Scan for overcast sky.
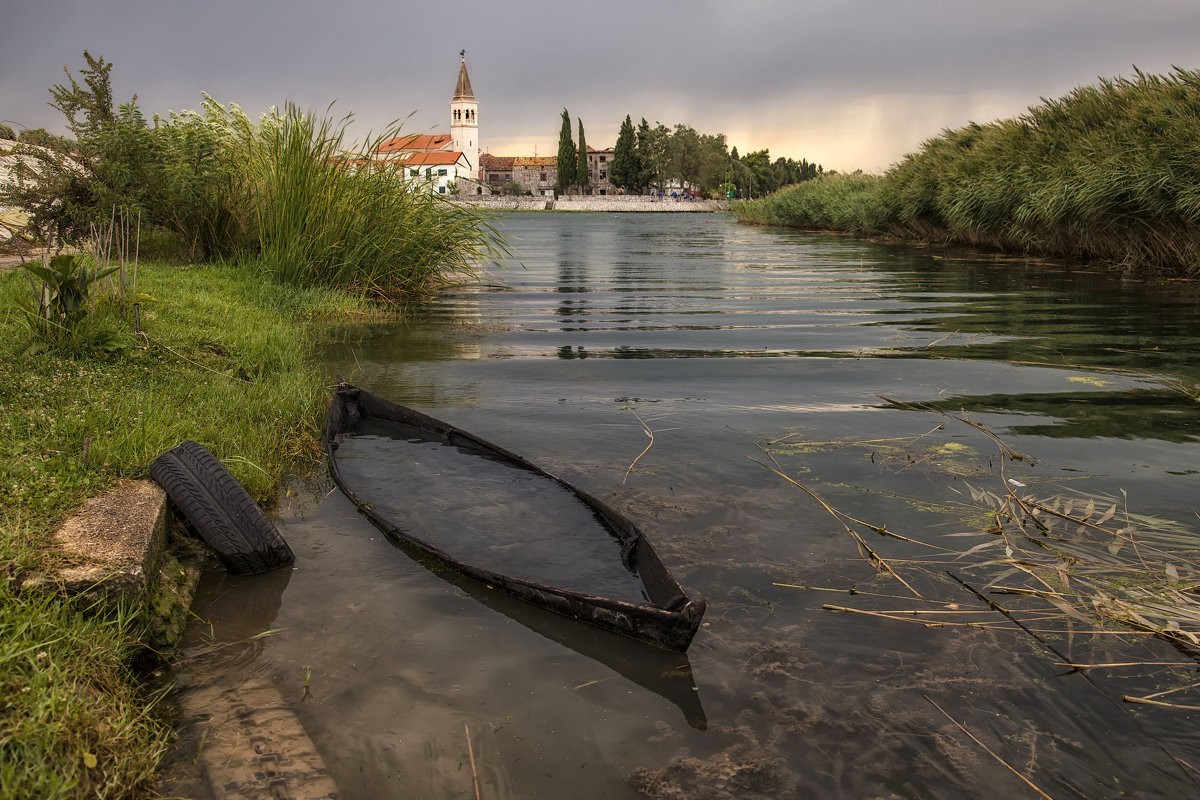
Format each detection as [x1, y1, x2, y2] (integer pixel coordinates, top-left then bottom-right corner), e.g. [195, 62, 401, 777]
[4, 1, 1200, 172]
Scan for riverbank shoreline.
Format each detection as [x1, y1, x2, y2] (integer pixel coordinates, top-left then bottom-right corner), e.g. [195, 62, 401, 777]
[0, 258, 370, 799]
[455, 195, 727, 213]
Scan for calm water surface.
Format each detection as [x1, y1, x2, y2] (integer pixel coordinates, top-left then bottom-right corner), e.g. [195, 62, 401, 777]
[169, 213, 1200, 799]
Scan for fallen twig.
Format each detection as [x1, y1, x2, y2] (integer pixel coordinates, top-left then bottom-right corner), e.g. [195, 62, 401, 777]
[925, 695, 1055, 800]
[465, 723, 481, 800]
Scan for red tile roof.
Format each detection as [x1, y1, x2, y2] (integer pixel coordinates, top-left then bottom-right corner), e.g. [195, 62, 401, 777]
[481, 154, 515, 170]
[376, 133, 452, 154]
[393, 151, 465, 166]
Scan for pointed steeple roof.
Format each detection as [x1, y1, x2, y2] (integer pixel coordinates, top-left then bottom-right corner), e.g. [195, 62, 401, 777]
[453, 54, 475, 102]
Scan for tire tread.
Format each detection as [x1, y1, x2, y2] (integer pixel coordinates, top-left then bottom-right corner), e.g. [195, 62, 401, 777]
[150, 441, 293, 574]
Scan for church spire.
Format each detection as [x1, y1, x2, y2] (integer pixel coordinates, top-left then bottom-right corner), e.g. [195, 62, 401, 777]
[453, 52, 475, 102]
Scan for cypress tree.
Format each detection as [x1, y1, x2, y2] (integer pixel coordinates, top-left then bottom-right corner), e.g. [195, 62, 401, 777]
[635, 117, 653, 192]
[556, 108, 576, 192]
[611, 115, 636, 191]
[577, 118, 589, 189]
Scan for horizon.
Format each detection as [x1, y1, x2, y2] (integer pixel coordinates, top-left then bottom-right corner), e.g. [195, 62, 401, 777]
[4, 2, 1200, 173]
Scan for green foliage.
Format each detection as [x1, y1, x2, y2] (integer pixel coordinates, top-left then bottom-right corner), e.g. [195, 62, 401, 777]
[576, 118, 589, 188]
[635, 119, 668, 191]
[15, 128, 74, 153]
[610, 115, 637, 191]
[1, 53, 149, 246]
[608, 116, 809, 197]
[17, 254, 121, 354]
[737, 67, 1200, 276]
[0, 567, 168, 800]
[733, 173, 886, 232]
[556, 108, 576, 192]
[0, 256, 367, 800]
[0, 124, 15, 141]
[245, 104, 499, 299]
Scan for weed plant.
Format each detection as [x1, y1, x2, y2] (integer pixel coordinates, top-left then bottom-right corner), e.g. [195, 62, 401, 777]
[735, 67, 1200, 277]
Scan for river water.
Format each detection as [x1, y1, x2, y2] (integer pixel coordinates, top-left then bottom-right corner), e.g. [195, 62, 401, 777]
[168, 213, 1200, 799]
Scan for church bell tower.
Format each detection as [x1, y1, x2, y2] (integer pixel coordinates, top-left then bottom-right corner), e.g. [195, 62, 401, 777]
[450, 52, 480, 180]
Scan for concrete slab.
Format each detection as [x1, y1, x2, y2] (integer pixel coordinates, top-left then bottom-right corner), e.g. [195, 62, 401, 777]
[52, 478, 169, 595]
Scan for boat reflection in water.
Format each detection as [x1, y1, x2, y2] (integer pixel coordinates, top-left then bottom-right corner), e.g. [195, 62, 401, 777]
[324, 379, 707, 726]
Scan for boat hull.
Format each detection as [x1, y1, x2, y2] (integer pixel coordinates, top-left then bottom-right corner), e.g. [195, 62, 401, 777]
[324, 380, 706, 652]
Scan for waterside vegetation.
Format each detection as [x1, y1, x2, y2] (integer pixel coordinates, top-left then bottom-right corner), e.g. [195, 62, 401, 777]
[0, 257, 372, 799]
[4, 52, 501, 300]
[735, 67, 1200, 278]
[1, 51, 498, 799]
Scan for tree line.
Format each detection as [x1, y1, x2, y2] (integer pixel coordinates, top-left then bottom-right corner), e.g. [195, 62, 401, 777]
[554, 110, 821, 198]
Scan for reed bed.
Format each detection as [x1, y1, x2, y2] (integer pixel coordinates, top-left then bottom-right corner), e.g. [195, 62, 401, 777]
[731, 173, 886, 233]
[758, 397, 1200, 708]
[244, 105, 503, 299]
[735, 67, 1200, 277]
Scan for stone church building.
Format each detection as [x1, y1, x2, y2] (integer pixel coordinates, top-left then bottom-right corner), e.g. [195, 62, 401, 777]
[375, 55, 615, 196]
[373, 55, 483, 195]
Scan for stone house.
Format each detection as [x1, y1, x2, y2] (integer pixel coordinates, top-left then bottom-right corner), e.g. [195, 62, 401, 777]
[512, 156, 558, 196]
[583, 147, 616, 195]
[481, 154, 516, 192]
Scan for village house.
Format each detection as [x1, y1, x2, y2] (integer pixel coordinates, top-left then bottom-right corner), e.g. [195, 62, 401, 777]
[480, 154, 515, 192]
[511, 156, 558, 196]
[584, 147, 616, 195]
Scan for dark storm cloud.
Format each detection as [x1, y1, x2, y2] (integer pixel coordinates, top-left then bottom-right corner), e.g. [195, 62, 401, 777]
[4, 1, 1200, 169]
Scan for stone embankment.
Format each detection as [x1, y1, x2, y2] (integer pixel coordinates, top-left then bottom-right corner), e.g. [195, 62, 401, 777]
[456, 195, 726, 213]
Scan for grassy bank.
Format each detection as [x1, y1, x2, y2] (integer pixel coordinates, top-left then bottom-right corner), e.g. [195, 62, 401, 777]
[0, 257, 371, 800]
[733, 67, 1200, 277]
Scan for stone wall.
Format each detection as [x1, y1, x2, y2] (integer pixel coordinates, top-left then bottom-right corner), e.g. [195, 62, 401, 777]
[454, 195, 726, 213]
[554, 195, 724, 213]
[455, 196, 554, 211]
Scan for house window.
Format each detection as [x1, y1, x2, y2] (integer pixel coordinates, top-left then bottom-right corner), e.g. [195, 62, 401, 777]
[540, 172, 547, 181]
[600, 171, 607, 179]
[599, 156, 606, 162]
[409, 169, 418, 177]
[425, 169, 432, 177]
[438, 168, 448, 176]
[439, 186, 446, 194]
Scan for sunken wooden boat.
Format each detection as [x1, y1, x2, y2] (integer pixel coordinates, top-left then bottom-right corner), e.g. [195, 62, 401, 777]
[323, 379, 706, 652]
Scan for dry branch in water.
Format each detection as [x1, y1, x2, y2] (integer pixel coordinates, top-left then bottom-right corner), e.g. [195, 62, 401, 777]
[760, 399, 1200, 705]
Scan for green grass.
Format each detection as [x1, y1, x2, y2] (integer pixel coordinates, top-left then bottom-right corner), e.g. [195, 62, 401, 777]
[0, 258, 374, 799]
[0, 520, 166, 800]
[734, 67, 1200, 277]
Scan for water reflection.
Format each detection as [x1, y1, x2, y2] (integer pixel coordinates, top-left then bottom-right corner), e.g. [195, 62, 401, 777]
[171, 213, 1200, 799]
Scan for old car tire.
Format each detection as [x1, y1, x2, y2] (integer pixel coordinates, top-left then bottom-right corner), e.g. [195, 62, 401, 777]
[150, 440, 294, 575]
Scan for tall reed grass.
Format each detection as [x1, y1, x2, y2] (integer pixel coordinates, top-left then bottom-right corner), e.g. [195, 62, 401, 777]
[735, 67, 1200, 277]
[229, 103, 502, 299]
[732, 173, 885, 232]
